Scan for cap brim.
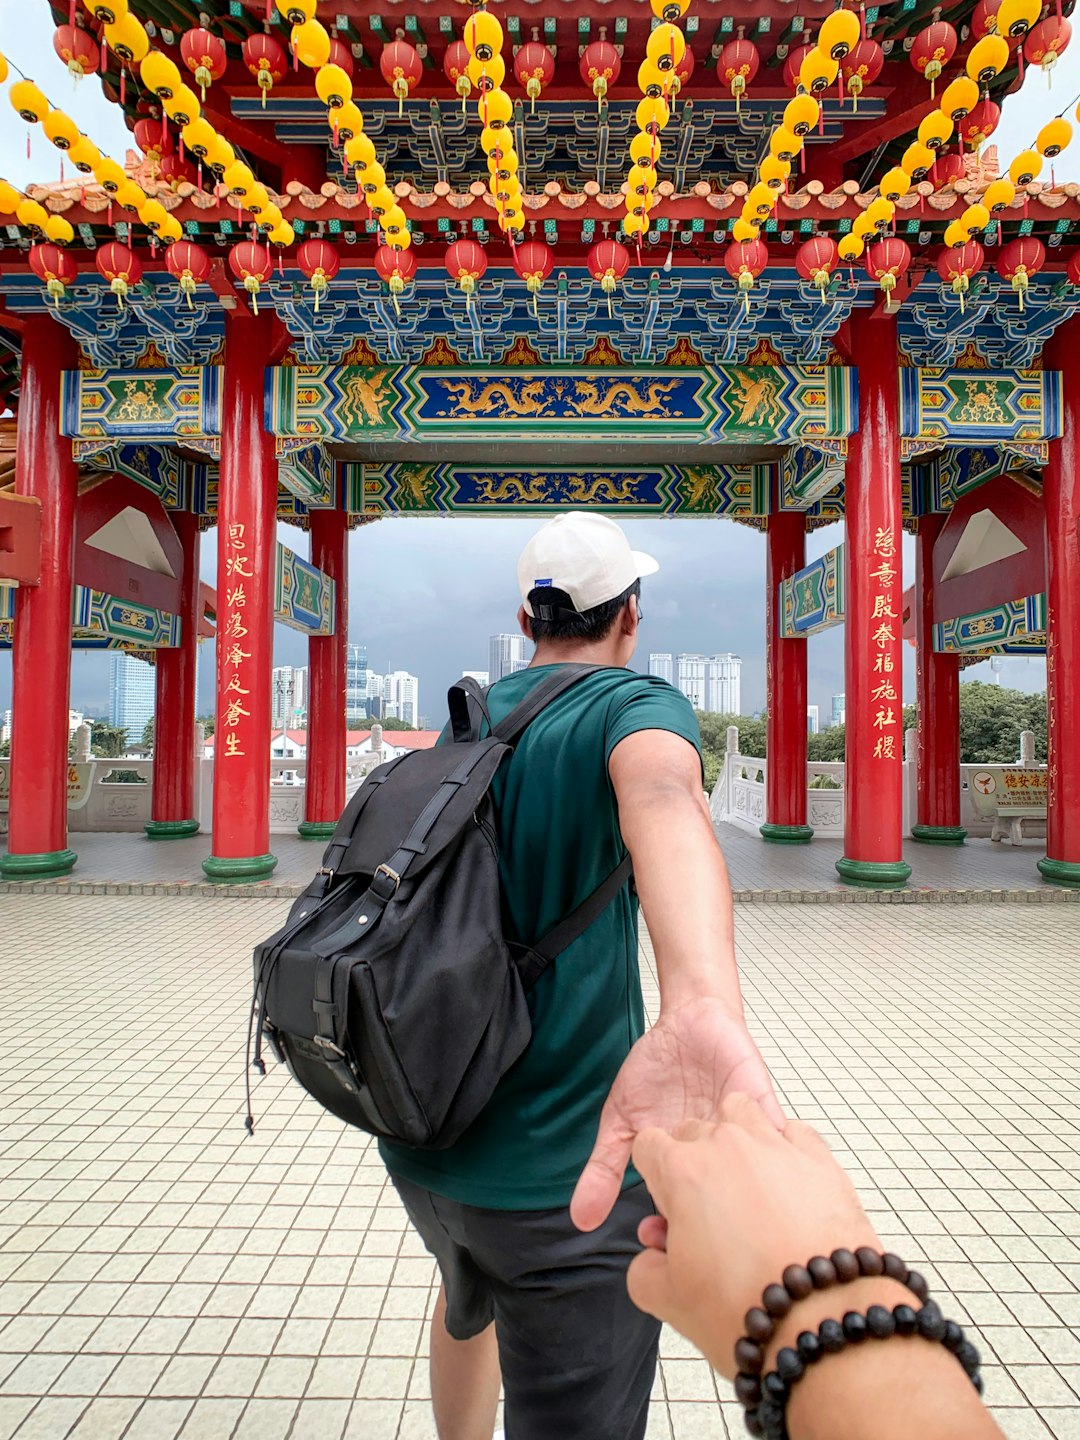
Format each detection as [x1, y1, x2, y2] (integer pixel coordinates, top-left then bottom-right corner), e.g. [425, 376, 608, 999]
[631, 550, 660, 580]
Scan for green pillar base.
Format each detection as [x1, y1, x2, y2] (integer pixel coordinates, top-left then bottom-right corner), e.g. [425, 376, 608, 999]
[298, 820, 337, 840]
[0, 848, 78, 880]
[835, 856, 912, 890]
[1037, 856, 1080, 889]
[144, 819, 201, 840]
[201, 852, 278, 884]
[910, 824, 967, 847]
[760, 823, 815, 844]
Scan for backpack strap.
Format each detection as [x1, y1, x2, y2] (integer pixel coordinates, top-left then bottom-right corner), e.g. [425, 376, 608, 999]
[447, 676, 491, 744]
[512, 853, 634, 993]
[493, 664, 610, 747]
[306, 754, 408, 901]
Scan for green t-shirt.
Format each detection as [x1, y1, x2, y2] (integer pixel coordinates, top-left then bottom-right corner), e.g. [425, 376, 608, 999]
[380, 663, 702, 1210]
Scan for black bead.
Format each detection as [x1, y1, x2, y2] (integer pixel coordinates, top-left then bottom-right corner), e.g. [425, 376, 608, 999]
[756, 1400, 784, 1437]
[906, 1269, 929, 1303]
[942, 1321, 964, 1354]
[763, 1283, 793, 1320]
[856, 1247, 884, 1278]
[735, 1372, 763, 1406]
[782, 1263, 814, 1300]
[831, 1248, 859, 1283]
[866, 1305, 896, 1339]
[917, 1301, 946, 1342]
[776, 1347, 805, 1384]
[808, 1255, 837, 1290]
[818, 1318, 846, 1354]
[957, 1340, 981, 1377]
[882, 1252, 909, 1285]
[744, 1410, 765, 1439]
[842, 1311, 869, 1343]
[763, 1371, 789, 1404]
[745, 1307, 775, 1343]
[736, 1338, 765, 1375]
[974, 1374, 985, 1397]
[796, 1330, 824, 1365]
[892, 1304, 918, 1336]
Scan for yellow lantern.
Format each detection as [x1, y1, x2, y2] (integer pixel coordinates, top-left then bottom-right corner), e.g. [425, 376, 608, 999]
[879, 167, 911, 201]
[851, 212, 875, 239]
[943, 220, 969, 249]
[292, 19, 331, 69]
[104, 13, 148, 64]
[636, 96, 671, 135]
[268, 219, 295, 249]
[838, 233, 865, 261]
[770, 127, 803, 163]
[747, 181, 776, 218]
[901, 141, 935, 181]
[385, 228, 412, 251]
[275, 0, 315, 23]
[819, 9, 861, 60]
[1037, 118, 1072, 158]
[44, 214, 74, 245]
[799, 48, 839, 94]
[380, 204, 408, 236]
[996, 0, 1040, 38]
[480, 126, 507, 156]
[223, 161, 255, 196]
[637, 58, 669, 98]
[207, 134, 235, 176]
[256, 204, 282, 233]
[489, 149, 519, 179]
[94, 157, 127, 194]
[646, 24, 687, 73]
[316, 64, 353, 108]
[332, 101, 364, 142]
[732, 218, 760, 243]
[939, 76, 979, 122]
[760, 154, 791, 190]
[0, 180, 22, 214]
[918, 110, 954, 153]
[624, 212, 648, 238]
[468, 52, 506, 91]
[630, 132, 662, 168]
[367, 186, 396, 217]
[866, 197, 895, 231]
[740, 199, 763, 224]
[163, 84, 200, 128]
[784, 94, 820, 137]
[358, 161, 387, 196]
[960, 202, 991, 232]
[464, 9, 503, 60]
[1009, 149, 1042, 186]
[0, 53, 7, 86]
[967, 34, 1010, 84]
[346, 134, 377, 169]
[983, 177, 1016, 211]
[138, 198, 170, 233]
[115, 180, 145, 213]
[69, 136, 100, 173]
[140, 51, 181, 100]
[10, 80, 49, 125]
[42, 110, 80, 152]
[157, 214, 182, 244]
[479, 87, 513, 128]
[16, 198, 48, 232]
[242, 184, 270, 215]
[182, 117, 217, 161]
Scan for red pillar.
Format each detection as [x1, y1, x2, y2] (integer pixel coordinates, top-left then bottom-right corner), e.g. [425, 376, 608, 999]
[1039, 320, 1080, 888]
[300, 508, 349, 838]
[837, 311, 911, 888]
[1, 319, 79, 880]
[146, 512, 201, 839]
[761, 506, 812, 842]
[202, 311, 278, 882]
[912, 514, 965, 845]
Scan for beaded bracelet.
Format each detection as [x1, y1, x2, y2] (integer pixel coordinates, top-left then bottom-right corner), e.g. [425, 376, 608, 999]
[742, 1300, 982, 1439]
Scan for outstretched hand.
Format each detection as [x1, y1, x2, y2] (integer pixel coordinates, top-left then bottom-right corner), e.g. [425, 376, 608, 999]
[569, 997, 783, 1233]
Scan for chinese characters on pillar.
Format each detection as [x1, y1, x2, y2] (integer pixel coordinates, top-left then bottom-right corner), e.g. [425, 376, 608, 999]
[869, 526, 901, 761]
[1047, 626, 1058, 801]
[221, 523, 252, 759]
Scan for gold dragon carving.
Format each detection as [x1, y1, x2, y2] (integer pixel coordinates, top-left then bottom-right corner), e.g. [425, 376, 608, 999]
[726, 371, 785, 428]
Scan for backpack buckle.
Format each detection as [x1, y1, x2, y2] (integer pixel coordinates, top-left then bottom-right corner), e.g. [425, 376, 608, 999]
[372, 864, 401, 898]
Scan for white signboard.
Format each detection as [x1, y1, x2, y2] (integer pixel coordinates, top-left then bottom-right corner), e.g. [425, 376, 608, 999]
[968, 766, 1048, 818]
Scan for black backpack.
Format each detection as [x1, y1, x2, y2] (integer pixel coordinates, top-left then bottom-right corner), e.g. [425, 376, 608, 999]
[247, 665, 632, 1148]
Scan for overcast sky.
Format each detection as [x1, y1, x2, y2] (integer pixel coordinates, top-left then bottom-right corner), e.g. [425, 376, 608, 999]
[0, 6, 1061, 725]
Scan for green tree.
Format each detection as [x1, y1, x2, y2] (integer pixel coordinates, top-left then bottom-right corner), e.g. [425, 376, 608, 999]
[196, 713, 215, 738]
[89, 722, 129, 758]
[380, 717, 417, 731]
[141, 717, 155, 749]
[695, 712, 767, 792]
[807, 727, 845, 762]
[0, 739, 9, 759]
[955, 681, 1047, 764]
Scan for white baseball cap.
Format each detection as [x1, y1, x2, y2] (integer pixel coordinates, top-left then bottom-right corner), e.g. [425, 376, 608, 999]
[517, 512, 659, 617]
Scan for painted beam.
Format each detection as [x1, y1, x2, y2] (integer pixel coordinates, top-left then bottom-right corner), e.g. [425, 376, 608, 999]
[778, 445, 846, 511]
[898, 367, 1062, 452]
[275, 544, 335, 635]
[276, 441, 337, 508]
[932, 592, 1047, 655]
[61, 368, 221, 441]
[0, 584, 178, 649]
[779, 544, 845, 638]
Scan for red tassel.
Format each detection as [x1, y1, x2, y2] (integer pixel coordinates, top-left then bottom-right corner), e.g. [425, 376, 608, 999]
[162, 113, 167, 146]
[179, 136, 185, 163]
[26, 130, 30, 160]
[120, 69, 125, 105]
[100, 39, 106, 73]
[60, 157, 65, 184]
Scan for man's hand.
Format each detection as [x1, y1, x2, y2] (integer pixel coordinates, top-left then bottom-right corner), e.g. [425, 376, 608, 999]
[569, 997, 783, 1232]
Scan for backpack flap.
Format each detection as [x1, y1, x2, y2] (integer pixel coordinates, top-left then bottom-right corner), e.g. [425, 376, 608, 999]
[335, 739, 508, 880]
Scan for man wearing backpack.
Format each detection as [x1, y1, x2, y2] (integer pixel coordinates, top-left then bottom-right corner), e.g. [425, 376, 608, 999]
[380, 512, 780, 1440]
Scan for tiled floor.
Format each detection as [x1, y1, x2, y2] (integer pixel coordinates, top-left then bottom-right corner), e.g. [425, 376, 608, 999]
[1, 895, 1079, 1439]
[25, 824, 1061, 895]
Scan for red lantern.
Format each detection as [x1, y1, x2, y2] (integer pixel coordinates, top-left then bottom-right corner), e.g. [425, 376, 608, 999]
[795, 236, 839, 302]
[29, 242, 77, 307]
[53, 24, 98, 81]
[96, 241, 142, 309]
[937, 241, 984, 312]
[959, 99, 1001, 150]
[445, 239, 487, 304]
[1026, 15, 1072, 79]
[242, 33, 287, 108]
[327, 37, 355, 76]
[935, 153, 967, 187]
[1067, 249, 1080, 287]
[229, 240, 273, 313]
[588, 239, 631, 315]
[296, 238, 340, 311]
[133, 117, 165, 175]
[381, 39, 422, 115]
[444, 39, 472, 109]
[970, 0, 1004, 39]
[866, 238, 911, 309]
[841, 39, 883, 110]
[580, 40, 621, 107]
[725, 238, 768, 312]
[783, 43, 815, 90]
[910, 21, 958, 96]
[158, 152, 197, 190]
[997, 237, 1045, 311]
[719, 38, 759, 111]
[514, 40, 555, 113]
[672, 43, 694, 96]
[165, 239, 211, 307]
[180, 27, 226, 100]
[514, 239, 554, 313]
[375, 244, 417, 314]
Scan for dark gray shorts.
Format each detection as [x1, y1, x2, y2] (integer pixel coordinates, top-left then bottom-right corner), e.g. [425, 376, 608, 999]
[391, 1175, 661, 1440]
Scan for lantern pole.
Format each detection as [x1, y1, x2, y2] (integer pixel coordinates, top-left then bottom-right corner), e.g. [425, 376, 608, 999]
[0, 319, 79, 880]
[761, 497, 813, 843]
[300, 508, 349, 840]
[836, 310, 912, 889]
[146, 511, 201, 840]
[1038, 317, 1080, 888]
[911, 513, 966, 845]
[202, 309, 278, 883]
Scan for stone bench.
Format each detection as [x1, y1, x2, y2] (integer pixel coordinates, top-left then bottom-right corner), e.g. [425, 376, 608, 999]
[990, 806, 1046, 846]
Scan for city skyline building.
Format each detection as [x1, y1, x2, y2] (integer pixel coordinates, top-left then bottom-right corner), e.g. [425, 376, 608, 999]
[648, 653, 674, 684]
[807, 705, 820, 735]
[382, 670, 420, 728]
[271, 666, 307, 729]
[489, 633, 527, 683]
[109, 654, 155, 742]
[831, 693, 846, 728]
[671, 653, 742, 715]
